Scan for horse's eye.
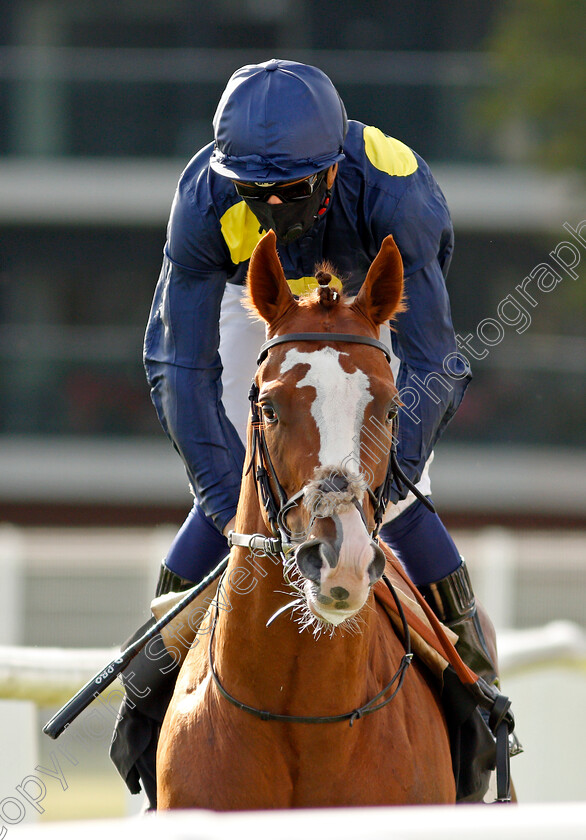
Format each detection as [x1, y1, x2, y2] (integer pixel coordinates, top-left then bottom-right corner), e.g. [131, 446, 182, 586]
[386, 406, 398, 425]
[261, 404, 278, 424]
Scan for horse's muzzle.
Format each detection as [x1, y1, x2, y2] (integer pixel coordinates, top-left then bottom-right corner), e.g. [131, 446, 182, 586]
[291, 466, 386, 625]
[296, 538, 385, 586]
[295, 534, 386, 626]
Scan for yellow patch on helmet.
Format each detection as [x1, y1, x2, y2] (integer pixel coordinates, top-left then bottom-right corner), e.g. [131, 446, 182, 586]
[364, 126, 418, 177]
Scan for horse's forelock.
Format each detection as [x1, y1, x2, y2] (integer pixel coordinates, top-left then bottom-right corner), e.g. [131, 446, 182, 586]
[309, 261, 346, 311]
[317, 285, 341, 310]
[314, 261, 341, 287]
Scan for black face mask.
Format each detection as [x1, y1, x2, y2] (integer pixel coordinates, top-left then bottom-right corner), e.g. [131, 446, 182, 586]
[243, 177, 330, 245]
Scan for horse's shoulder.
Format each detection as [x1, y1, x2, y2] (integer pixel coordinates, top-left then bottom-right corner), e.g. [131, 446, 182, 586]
[172, 639, 210, 697]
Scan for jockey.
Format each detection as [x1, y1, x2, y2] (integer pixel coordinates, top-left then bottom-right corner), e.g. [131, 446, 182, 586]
[111, 58, 499, 807]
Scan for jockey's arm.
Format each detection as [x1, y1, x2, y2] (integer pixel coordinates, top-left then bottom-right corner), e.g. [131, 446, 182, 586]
[144, 204, 245, 536]
[370, 165, 471, 502]
[388, 256, 471, 501]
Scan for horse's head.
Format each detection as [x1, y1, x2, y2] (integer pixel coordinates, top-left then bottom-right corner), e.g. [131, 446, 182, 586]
[245, 231, 405, 628]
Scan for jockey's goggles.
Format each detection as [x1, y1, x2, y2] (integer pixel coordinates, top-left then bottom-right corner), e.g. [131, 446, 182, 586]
[234, 171, 326, 203]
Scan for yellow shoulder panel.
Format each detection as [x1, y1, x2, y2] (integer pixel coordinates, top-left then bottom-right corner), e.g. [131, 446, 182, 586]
[363, 125, 418, 177]
[219, 201, 264, 265]
[219, 203, 344, 296]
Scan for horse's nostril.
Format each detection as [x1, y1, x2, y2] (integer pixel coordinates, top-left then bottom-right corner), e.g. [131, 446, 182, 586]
[296, 538, 337, 583]
[318, 541, 337, 568]
[295, 539, 325, 583]
[368, 543, 386, 584]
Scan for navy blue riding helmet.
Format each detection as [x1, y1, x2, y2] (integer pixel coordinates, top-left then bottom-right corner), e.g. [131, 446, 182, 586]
[210, 58, 348, 183]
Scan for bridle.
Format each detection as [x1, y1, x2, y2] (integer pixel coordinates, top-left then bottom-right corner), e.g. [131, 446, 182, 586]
[217, 330, 431, 725]
[216, 330, 516, 796]
[228, 331, 435, 560]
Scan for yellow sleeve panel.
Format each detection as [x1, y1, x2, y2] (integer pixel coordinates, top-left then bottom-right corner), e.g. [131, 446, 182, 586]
[220, 200, 264, 265]
[363, 126, 418, 177]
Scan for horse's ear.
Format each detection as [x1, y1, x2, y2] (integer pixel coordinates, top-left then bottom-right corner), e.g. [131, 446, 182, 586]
[246, 231, 296, 326]
[351, 235, 405, 326]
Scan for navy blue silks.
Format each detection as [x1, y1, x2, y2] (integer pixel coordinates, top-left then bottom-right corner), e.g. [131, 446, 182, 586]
[144, 63, 470, 579]
[166, 502, 228, 580]
[379, 499, 462, 587]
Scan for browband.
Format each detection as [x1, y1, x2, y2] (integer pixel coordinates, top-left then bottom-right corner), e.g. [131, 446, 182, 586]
[257, 332, 391, 366]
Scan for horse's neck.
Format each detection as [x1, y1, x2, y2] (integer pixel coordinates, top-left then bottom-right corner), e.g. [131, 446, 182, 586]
[221, 468, 292, 631]
[214, 471, 374, 710]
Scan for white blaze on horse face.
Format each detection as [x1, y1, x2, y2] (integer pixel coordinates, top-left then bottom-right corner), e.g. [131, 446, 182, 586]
[280, 347, 371, 467]
[313, 508, 376, 626]
[282, 346, 379, 625]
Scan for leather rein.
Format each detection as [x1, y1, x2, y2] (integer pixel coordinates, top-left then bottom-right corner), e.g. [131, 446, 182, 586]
[208, 572, 413, 726]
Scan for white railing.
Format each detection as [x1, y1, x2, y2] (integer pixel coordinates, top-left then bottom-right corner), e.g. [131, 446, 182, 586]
[1, 524, 585, 650]
[1, 621, 584, 705]
[6, 801, 586, 839]
[0, 645, 119, 707]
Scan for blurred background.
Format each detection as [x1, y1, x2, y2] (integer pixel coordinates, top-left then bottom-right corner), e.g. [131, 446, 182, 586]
[0, 0, 584, 825]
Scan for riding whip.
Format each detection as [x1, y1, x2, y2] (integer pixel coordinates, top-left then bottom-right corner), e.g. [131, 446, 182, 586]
[42, 555, 229, 739]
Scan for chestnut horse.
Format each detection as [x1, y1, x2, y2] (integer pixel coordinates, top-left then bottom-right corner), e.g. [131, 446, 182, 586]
[157, 231, 456, 809]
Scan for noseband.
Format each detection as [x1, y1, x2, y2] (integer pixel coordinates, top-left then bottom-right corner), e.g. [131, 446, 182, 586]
[234, 331, 435, 558]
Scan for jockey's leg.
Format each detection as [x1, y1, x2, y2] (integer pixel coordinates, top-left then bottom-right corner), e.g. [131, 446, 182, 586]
[109, 503, 228, 810]
[379, 498, 498, 685]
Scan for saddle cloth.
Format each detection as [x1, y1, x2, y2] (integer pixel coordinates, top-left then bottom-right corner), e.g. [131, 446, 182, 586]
[374, 543, 479, 686]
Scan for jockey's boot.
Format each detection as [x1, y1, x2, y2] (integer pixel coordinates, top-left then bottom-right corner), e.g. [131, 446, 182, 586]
[109, 561, 194, 811]
[417, 559, 498, 686]
[419, 559, 523, 777]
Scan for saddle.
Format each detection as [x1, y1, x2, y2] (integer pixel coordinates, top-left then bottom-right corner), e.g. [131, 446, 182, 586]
[374, 549, 473, 682]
